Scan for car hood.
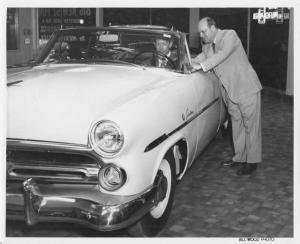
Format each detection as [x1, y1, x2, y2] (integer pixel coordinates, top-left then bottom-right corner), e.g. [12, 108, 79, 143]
[7, 63, 179, 144]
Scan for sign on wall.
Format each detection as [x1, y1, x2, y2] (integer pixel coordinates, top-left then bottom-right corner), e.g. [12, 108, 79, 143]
[253, 8, 290, 24]
[38, 8, 96, 42]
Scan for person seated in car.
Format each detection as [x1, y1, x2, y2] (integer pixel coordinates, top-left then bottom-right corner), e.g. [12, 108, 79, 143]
[154, 36, 178, 68]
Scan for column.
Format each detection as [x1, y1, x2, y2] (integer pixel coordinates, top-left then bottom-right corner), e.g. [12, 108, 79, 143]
[189, 8, 199, 49]
[31, 8, 39, 56]
[96, 8, 103, 27]
[247, 8, 251, 57]
[286, 8, 293, 96]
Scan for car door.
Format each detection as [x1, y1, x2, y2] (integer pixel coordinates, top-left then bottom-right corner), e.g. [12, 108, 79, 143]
[183, 38, 221, 164]
[193, 71, 221, 153]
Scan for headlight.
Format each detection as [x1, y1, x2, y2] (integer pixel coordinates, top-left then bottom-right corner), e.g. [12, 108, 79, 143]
[89, 120, 124, 157]
[98, 164, 126, 191]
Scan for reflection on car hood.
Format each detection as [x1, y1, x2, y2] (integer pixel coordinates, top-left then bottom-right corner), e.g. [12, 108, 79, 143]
[7, 63, 179, 144]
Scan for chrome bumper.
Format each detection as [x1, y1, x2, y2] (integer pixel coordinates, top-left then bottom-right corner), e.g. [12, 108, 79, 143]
[7, 178, 161, 231]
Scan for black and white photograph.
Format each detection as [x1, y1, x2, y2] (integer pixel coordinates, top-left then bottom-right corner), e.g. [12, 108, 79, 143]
[1, 1, 299, 243]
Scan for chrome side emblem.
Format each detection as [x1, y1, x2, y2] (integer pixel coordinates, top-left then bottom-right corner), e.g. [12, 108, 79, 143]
[182, 108, 194, 121]
[186, 108, 194, 119]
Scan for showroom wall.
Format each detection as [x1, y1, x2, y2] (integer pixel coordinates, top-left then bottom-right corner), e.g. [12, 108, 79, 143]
[103, 8, 189, 33]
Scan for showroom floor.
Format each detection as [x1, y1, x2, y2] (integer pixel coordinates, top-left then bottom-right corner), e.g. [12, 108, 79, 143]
[6, 91, 294, 237]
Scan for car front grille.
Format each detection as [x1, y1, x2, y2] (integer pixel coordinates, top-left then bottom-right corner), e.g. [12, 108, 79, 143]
[6, 141, 101, 184]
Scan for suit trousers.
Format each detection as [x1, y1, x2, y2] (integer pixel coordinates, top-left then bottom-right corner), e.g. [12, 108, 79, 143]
[221, 85, 262, 163]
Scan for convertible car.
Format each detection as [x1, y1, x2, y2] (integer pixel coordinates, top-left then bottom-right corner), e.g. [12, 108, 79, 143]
[6, 25, 226, 236]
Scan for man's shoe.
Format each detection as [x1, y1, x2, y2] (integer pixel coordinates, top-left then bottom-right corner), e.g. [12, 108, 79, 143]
[236, 163, 258, 175]
[221, 160, 245, 167]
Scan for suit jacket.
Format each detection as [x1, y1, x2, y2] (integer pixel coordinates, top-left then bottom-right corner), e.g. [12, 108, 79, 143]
[193, 29, 262, 103]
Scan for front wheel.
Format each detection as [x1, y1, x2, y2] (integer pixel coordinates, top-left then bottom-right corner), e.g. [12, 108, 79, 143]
[127, 153, 176, 237]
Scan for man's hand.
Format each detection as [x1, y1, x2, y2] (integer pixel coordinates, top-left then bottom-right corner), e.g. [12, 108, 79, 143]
[191, 62, 203, 71]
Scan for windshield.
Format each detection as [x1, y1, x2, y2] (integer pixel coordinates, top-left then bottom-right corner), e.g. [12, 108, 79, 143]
[40, 29, 182, 71]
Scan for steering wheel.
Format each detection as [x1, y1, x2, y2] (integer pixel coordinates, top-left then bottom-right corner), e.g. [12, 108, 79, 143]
[132, 51, 176, 69]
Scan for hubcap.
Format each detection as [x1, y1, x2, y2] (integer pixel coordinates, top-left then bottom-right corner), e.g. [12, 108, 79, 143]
[156, 171, 168, 202]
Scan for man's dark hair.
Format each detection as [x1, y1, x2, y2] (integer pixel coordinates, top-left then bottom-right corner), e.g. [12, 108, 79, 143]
[205, 17, 217, 28]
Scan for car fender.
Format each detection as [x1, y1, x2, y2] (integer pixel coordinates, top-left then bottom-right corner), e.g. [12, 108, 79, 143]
[90, 77, 198, 196]
[149, 130, 190, 184]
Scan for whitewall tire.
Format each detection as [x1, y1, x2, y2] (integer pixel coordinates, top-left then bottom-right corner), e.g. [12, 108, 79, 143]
[127, 153, 176, 237]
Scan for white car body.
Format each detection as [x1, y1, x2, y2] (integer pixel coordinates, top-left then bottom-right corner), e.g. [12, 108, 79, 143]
[6, 26, 226, 236]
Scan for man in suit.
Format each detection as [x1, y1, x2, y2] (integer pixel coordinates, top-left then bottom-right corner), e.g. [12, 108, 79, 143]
[192, 17, 262, 175]
[154, 37, 177, 68]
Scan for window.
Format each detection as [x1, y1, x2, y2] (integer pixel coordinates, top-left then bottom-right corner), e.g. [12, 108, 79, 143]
[7, 8, 19, 50]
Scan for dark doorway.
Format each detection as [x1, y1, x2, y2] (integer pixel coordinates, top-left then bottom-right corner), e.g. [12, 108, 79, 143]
[249, 8, 290, 90]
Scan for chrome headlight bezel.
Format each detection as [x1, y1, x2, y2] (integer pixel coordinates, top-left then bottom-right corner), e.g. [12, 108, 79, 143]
[98, 163, 127, 191]
[89, 120, 124, 158]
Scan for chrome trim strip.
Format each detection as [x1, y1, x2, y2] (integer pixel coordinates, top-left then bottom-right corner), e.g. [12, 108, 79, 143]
[7, 163, 99, 182]
[7, 80, 24, 87]
[7, 139, 93, 154]
[144, 97, 220, 152]
[7, 138, 103, 162]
